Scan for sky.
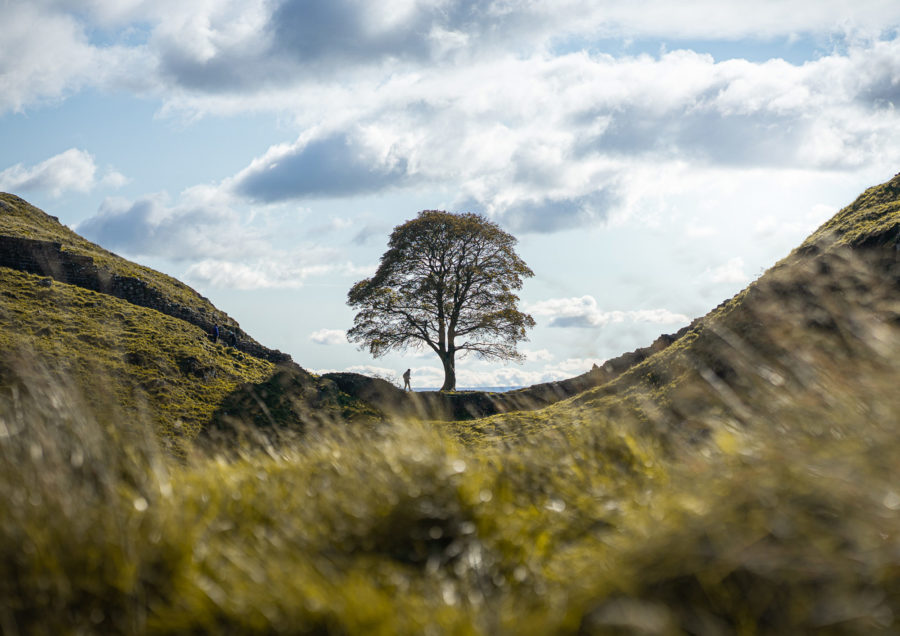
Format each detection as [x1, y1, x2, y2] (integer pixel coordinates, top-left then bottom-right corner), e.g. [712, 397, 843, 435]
[2, 1, 900, 389]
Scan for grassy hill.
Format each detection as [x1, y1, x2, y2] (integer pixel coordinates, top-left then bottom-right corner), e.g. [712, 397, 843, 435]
[449, 173, 900, 447]
[0, 266, 274, 442]
[0, 193, 234, 326]
[2, 174, 900, 634]
[0, 194, 379, 450]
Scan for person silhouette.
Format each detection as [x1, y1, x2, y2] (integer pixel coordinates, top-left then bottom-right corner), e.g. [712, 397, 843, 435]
[402, 368, 411, 391]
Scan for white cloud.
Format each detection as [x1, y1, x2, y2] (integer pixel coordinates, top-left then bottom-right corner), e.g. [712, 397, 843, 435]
[184, 258, 372, 290]
[0, 3, 148, 114]
[78, 191, 249, 261]
[201, 38, 900, 233]
[309, 329, 348, 345]
[77, 189, 377, 290]
[523, 348, 555, 362]
[526, 296, 690, 328]
[0, 148, 129, 198]
[185, 260, 290, 290]
[231, 129, 415, 201]
[100, 169, 130, 189]
[8, 3, 891, 235]
[0, 149, 95, 197]
[703, 257, 750, 284]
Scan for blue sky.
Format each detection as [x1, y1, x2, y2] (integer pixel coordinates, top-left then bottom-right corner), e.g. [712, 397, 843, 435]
[2, 1, 900, 388]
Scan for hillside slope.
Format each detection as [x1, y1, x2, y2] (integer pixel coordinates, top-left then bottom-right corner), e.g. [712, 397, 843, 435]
[0, 194, 375, 447]
[0, 194, 234, 328]
[0, 266, 274, 442]
[4, 177, 900, 634]
[453, 172, 900, 445]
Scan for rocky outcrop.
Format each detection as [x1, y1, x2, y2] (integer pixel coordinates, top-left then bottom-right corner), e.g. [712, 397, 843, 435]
[0, 234, 290, 363]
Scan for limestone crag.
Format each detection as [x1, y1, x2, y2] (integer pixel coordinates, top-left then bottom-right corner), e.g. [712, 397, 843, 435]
[0, 234, 290, 363]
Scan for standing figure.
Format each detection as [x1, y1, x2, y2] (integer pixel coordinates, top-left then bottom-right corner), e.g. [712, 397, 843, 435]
[212, 324, 220, 343]
[402, 368, 412, 391]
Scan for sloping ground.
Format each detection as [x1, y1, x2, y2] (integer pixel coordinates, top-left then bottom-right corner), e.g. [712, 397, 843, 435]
[0, 193, 234, 328]
[0, 194, 376, 448]
[0, 264, 383, 450]
[0, 266, 274, 445]
[205, 363, 384, 445]
[0, 194, 288, 362]
[4, 175, 900, 634]
[451, 172, 900, 445]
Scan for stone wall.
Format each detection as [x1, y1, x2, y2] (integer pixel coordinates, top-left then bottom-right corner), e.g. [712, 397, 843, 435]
[0, 234, 291, 363]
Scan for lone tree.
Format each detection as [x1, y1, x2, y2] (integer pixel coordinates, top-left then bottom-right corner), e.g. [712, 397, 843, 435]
[347, 210, 535, 391]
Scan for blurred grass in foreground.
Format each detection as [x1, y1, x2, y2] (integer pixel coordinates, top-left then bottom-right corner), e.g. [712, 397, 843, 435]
[3, 337, 900, 634]
[3, 174, 900, 634]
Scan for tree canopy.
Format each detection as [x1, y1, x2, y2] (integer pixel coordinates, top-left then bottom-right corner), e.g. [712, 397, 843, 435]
[347, 210, 535, 391]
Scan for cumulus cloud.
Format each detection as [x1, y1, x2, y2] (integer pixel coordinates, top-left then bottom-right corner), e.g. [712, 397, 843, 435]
[185, 257, 373, 290]
[115, 1, 900, 95]
[309, 329, 348, 345]
[0, 149, 129, 197]
[523, 348, 555, 362]
[13, 2, 898, 235]
[8, 2, 900, 243]
[482, 189, 620, 234]
[77, 187, 377, 290]
[8, 1, 900, 109]
[526, 296, 690, 328]
[0, 149, 93, 196]
[77, 191, 246, 260]
[231, 130, 414, 201]
[209, 38, 900, 231]
[702, 257, 750, 284]
[0, 3, 148, 113]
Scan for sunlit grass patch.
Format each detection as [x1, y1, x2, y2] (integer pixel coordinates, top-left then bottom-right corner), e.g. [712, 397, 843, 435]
[0, 266, 274, 442]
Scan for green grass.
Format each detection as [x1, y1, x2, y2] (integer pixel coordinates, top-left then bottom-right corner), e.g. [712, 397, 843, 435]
[802, 172, 900, 248]
[2, 173, 900, 633]
[3, 351, 900, 634]
[0, 193, 238, 328]
[447, 174, 900, 450]
[0, 266, 274, 443]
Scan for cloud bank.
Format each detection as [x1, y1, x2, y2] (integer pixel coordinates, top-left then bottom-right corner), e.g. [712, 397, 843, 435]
[310, 329, 349, 345]
[526, 296, 691, 329]
[5, 2, 900, 236]
[0, 149, 125, 198]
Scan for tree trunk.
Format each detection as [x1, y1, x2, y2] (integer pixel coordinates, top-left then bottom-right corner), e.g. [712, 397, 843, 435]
[439, 352, 456, 391]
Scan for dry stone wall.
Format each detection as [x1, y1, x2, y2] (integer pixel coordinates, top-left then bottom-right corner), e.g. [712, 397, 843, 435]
[0, 234, 291, 363]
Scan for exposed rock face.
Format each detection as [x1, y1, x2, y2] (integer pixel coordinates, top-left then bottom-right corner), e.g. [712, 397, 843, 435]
[0, 234, 290, 363]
